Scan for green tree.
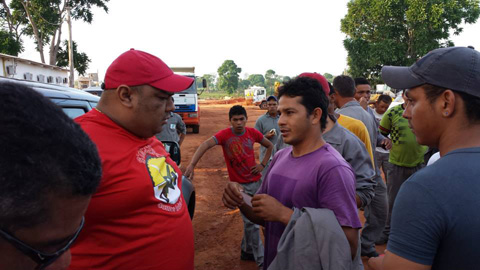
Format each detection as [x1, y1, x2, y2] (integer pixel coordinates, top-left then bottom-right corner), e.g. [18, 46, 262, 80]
[247, 74, 265, 87]
[238, 78, 251, 90]
[265, 69, 277, 95]
[3, 0, 108, 64]
[0, 29, 22, 55]
[217, 60, 241, 94]
[280, 76, 291, 82]
[341, 0, 480, 82]
[323, 73, 334, 83]
[56, 40, 90, 75]
[202, 73, 216, 91]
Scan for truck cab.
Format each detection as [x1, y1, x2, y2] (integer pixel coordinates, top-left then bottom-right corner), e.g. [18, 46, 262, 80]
[171, 67, 205, 134]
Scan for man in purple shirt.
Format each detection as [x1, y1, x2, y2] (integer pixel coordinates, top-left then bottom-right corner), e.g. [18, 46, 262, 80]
[223, 76, 362, 269]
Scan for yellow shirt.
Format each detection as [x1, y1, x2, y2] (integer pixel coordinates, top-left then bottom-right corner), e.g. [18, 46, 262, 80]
[337, 114, 375, 167]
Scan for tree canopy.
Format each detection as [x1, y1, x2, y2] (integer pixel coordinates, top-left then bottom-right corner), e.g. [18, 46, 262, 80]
[341, 0, 480, 83]
[247, 74, 265, 87]
[202, 74, 216, 91]
[217, 60, 242, 94]
[56, 40, 90, 75]
[1, 0, 108, 73]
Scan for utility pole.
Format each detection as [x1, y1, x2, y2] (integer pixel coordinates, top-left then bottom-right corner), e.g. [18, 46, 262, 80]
[66, 6, 74, 88]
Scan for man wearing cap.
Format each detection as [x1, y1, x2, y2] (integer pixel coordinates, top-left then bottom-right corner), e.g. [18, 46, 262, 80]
[368, 46, 480, 270]
[254, 95, 280, 176]
[69, 49, 195, 270]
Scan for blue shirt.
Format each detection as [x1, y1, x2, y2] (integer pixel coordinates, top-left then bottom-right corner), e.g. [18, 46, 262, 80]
[388, 147, 480, 269]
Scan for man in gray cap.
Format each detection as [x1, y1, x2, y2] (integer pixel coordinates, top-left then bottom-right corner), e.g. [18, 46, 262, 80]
[368, 46, 480, 270]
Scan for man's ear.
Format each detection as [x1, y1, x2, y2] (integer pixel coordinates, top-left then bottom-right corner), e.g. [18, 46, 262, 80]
[116, 85, 136, 108]
[438, 89, 457, 118]
[311, 107, 323, 125]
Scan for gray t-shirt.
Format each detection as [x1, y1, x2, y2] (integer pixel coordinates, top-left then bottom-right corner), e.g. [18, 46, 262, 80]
[155, 113, 186, 143]
[254, 113, 280, 161]
[388, 147, 480, 269]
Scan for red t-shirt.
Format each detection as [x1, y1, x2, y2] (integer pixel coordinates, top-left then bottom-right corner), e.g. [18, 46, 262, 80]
[69, 109, 194, 270]
[214, 127, 264, 183]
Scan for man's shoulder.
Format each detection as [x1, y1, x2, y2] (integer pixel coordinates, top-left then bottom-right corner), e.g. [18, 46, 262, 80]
[312, 144, 353, 171]
[256, 114, 268, 122]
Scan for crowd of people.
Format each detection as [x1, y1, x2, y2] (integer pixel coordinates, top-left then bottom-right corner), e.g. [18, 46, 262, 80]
[1, 46, 479, 270]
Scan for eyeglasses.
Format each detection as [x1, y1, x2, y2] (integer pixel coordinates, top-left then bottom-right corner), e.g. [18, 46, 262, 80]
[0, 216, 85, 270]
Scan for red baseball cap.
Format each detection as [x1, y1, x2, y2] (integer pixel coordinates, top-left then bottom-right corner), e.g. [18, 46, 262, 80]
[104, 49, 194, 92]
[298, 72, 330, 97]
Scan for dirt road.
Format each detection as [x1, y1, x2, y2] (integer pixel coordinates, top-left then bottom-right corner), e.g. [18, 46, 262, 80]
[181, 102, 384, 270]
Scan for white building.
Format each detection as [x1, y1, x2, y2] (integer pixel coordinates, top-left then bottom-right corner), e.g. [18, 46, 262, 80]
[0, 53, 69, 86]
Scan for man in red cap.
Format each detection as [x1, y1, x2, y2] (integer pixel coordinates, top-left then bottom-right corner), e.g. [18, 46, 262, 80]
[69, 49, 195, 270]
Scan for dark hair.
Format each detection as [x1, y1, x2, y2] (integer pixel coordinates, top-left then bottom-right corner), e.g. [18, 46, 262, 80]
[377, 94, 392, 104]
[423, 84, 480, 124]
[328, 82, 335, 95]
[354, 77, 370, 86]
[333, 75, 356, 97]
[278, 76, 328, 130]
[0, 82, 102, 231]
[229, 105, 247, 120]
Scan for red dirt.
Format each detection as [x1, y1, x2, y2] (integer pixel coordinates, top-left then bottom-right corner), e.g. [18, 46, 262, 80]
[181, 101, 385, 270]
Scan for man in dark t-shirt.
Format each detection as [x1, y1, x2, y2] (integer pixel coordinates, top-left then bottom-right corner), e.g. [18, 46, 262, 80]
[368, 46, 480, 270]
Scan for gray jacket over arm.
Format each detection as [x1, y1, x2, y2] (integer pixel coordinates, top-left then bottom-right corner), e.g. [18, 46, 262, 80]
[323, 122, 376, 207]
[268, 208, 363, 270]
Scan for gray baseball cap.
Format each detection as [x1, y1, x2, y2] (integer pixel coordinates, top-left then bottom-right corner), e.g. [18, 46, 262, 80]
[381, 46, 480, 98]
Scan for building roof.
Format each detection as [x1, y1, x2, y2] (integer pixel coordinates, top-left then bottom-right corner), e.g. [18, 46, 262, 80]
[0, 53, 69, 72]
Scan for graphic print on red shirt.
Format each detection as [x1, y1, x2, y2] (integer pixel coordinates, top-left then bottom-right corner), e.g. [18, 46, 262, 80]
[214, 127, 264, 183]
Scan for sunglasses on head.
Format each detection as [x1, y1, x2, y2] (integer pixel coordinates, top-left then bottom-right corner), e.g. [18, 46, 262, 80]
[0, 216, 84, 270]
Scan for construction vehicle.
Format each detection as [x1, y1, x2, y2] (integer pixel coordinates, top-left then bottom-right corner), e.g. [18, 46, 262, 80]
[245, 86, 267, 109]
[171, 67, 205, 134]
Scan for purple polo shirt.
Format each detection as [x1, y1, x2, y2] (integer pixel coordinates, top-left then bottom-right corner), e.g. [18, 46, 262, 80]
[257, 143, 361, 268]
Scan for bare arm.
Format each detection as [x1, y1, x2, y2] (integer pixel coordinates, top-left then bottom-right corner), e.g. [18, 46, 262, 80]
[184, 137, 216, 179]
[341, 226, 359, 260]
[178, 133, 186, 146]
[368, 250, 431, 270]
[259, 137, 274, 166]
[251, 137, 274, 175]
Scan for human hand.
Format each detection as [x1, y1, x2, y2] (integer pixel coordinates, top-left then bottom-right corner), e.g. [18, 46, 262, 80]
[250, 164, 264, 175]
[252, 194, 293, 224]
[222, 182, 244, 209]
[359, 97, 368, 110]
[184, 164, 195, 180]
[382, 138, 392, 150]
[367, 254, 385, 270]
[265, 129, 276, 139]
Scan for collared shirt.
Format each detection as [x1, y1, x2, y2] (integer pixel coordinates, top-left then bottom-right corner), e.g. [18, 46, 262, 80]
[155, 113, 186, 143]
[254, 112, 280, 161]
[323, 122, 376, 207]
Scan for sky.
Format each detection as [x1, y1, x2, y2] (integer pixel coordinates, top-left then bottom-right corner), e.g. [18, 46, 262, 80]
[18, 0, 480, 81]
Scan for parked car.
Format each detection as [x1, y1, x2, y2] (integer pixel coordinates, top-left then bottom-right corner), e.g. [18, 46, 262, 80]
[0, 77, 195, 219]
[85, 86, 104, 97]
